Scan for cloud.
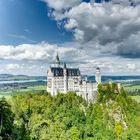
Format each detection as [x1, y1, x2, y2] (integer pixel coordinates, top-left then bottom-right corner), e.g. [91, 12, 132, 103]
[0, 63, 46, 76]
[127, 63, 136, 70]
[1, 0, 139, 75]
[42, 0, 140, 58]
[0, 42, 85, 65]
[5, 64, 21, 71]
[42, 0, 82, 11]
[0, 42, 139, 75]
[112, 0, 140, 6]
[0, 43, 56, 61]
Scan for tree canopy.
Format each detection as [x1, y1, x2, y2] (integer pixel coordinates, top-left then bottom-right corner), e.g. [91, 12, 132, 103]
[0, 83, 140, 140]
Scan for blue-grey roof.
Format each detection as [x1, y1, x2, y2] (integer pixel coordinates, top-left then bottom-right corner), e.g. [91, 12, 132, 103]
[51, 67, 63, 76]
[67, 68, 80, 76]
[96, 67, 100, 70]
[51, 67, 80, 76]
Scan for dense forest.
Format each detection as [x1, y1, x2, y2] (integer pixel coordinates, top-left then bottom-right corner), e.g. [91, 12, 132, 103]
[0, 83, 140, 140]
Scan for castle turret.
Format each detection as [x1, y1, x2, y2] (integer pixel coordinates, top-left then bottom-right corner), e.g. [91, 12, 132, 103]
[51, 76, 55, 96]
[63, 63, 68, 93]
[95, 67, 101, 84]
[55, 53, 60, 67]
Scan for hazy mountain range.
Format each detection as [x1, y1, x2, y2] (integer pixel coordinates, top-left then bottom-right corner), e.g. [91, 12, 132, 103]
[0, 74, 46, 81]
[0, 74, 140, 82]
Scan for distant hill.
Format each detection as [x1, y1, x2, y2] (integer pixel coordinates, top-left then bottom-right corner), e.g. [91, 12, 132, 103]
[87, 75, 140, 82]
[0, 74, 140, 83]
[0, 74, 46, 81]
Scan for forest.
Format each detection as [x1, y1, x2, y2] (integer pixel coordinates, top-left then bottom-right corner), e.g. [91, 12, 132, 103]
[0, 82, 140, 140]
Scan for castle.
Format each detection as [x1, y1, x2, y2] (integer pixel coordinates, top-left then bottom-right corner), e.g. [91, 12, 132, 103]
[47, 54, 101, 101]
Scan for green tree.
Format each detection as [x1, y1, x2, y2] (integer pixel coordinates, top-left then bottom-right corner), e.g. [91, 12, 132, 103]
[0, 97, 14, 139]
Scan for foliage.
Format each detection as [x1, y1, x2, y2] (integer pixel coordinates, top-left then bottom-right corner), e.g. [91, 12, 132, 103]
[0, 82, 140, 140]
[0, 97, 14, 139]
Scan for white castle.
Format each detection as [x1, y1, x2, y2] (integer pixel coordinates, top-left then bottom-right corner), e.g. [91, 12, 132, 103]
[47, 54, 101, 101]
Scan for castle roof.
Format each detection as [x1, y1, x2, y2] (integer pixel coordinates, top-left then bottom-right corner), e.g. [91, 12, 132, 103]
[96, 67, 100, 70]
[50, 67, 80, 77]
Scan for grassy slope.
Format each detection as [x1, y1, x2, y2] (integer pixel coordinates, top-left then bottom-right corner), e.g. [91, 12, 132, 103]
[125, 85, 140, 90]
[123, 83, 140, 103]
[130, 96, 140, 103]
[0, 86, 46, 99]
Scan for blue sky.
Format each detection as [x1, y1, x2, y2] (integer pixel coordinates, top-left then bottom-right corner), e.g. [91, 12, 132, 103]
[0, 0, 72, 45]
[0, 0, 140, 75]
[0, 0, 108, 45]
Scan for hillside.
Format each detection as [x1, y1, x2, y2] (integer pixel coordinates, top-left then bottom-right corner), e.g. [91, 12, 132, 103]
[0, 82, 140, 140]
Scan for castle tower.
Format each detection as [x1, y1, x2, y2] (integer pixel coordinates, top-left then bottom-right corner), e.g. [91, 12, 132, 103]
[55, 53, 60, 67]
[95, 67, 101, 84]
[47, 66, 51, 92]
[63, 63, 68, 93]
[51, 76, 55, 96]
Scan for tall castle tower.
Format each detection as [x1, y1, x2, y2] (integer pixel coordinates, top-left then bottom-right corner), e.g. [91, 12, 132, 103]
[55, 53, 60, 67]
[95, 67, 101, 84]
[63, 63, 68, 93]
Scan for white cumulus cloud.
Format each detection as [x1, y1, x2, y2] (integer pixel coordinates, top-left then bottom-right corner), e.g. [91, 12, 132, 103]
[42, 0, 140, 58]
[42, 0, 82, 11]
[0, 42, 139, 75]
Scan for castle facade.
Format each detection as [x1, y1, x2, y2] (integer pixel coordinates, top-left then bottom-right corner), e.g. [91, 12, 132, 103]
[47, 54, 101, 101]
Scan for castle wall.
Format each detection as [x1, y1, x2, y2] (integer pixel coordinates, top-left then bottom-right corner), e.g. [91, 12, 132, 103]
[47, 54, 101, 101]
[78, 82, 98, 101]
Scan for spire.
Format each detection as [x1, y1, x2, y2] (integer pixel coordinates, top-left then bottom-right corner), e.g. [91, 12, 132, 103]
[55, 53, 60, 67]
[96, 67, 100, 71]
[64, 62, 67, 69]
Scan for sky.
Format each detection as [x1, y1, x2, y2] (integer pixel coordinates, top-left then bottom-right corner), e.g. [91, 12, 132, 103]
[0, 0, 140, 76]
